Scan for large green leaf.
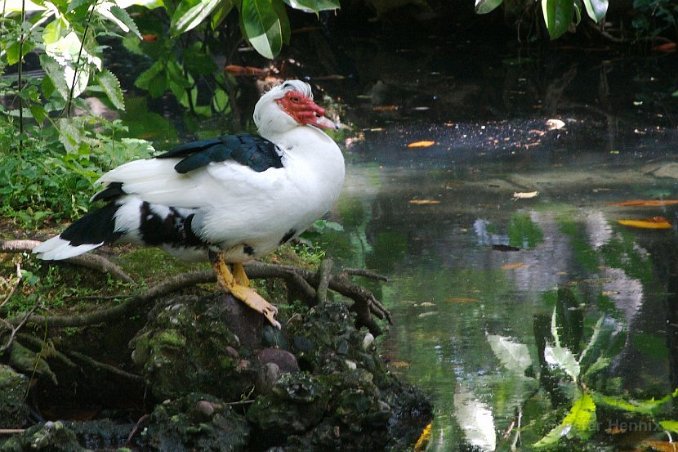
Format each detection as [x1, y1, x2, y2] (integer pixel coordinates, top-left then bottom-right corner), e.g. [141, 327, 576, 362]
[98, 69, 125, 110]
[475, 0, 503, 14]
[241, 0, 283, 59]
[171, 0, 222, 35]
[282, 0, 339, 13]
[583, 0, 607, 23]
[534, 391, 596, 447]
[541, 0, 574, 40]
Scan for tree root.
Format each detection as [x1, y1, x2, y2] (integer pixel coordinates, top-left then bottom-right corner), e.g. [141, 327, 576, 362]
[2, 239, 391, 335]
[4, 262, 390, 335]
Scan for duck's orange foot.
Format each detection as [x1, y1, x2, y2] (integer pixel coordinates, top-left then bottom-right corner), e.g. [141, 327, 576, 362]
[211, 253, 281, 329]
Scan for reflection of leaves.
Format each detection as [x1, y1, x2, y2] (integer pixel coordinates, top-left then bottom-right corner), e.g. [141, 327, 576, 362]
[453, 386, 497, 451]
[508, 213, 544, 249]
[544, 344, 580, 382]
[487, 334, 532, 375]
[593, 388, 678, 416]
[554, 288, 583, 354]
[534, 391, 597, 447]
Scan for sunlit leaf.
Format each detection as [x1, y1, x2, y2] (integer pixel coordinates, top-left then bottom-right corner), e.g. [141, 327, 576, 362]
[582, 0, 607, 23]
[241, 0, 283, 59]
[407, 140, 436, 148]
[534, 391, 596, 447]
[408, 199, 440, 205]
[617, 217, 672, 230]
[544, 344, 580, 381]
[659, 420, 678, 434]
[282, 0, 340, 13]
[96, 2, 142, 37]
[609, 199, 678, 207]
[97, 69, 125, 110]
[541, 0, 574, 40]
[454, 386, 497, 451]
[475, 0, 502, 14]
[414, 422, 432, 452]
[487, 334, 532, 374]
[512, 191, 539, 199]
[171, 0, 222, 35]
[113, 0, 165, 8]
[593, 388, 678, 416]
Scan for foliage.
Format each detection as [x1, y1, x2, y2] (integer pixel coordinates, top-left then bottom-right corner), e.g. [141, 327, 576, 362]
[631, 0, 678, 39]
[485, 287, 678, 449]
[475, 0, 609, 39]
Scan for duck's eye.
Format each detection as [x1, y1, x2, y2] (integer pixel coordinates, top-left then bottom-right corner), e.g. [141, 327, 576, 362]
[290, 96, 300, 103]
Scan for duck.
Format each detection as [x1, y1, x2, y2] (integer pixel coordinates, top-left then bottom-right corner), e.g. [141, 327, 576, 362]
[33, 80, 346, 328]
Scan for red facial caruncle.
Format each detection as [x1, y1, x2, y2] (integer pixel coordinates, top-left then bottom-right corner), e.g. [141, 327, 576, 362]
[276, 90, 337, 129]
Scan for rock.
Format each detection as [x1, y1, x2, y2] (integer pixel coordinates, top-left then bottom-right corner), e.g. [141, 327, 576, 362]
[1, 421, 82, 451]
[256, 347, 299, 373]
[134, 393, 250, 451]
[129, 293, 260, 402]
[0, 364, 30, 429]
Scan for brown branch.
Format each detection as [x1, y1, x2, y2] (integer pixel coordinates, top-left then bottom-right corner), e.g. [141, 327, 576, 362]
[342, 268, 388, 282]
[0, 240, 134, 283]
[315, 258, 333, 305]
[10, 270, 215, 328]
[4, 260, 390, 335]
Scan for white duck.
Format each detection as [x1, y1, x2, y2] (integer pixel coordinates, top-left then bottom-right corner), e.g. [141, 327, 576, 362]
[33, 80, 346, 328]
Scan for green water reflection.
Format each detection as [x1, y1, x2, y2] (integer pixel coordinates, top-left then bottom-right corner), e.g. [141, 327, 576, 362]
[321, 141, 678, 450]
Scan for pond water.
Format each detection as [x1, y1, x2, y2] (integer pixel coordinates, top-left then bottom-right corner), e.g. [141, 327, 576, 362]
[313, 40, 678, 450]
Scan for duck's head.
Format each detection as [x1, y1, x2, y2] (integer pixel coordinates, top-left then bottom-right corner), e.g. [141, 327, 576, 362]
[253, 80, 337, 136]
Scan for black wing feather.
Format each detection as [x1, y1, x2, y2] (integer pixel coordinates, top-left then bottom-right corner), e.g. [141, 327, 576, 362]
[156, 133, 283, 174]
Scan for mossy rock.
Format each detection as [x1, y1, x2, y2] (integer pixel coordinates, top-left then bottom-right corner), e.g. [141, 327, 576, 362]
[0, 421, 82, 452]
[134, 393, 250, 451]
[129, 293, 263, 402]
[0, 364, 30, 429]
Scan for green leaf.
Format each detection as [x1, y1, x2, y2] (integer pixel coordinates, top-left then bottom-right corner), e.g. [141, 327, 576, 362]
[171, 0, 222, 35]
[43, 18, 68, 45]
[58, 118, 85, 153]
[534, 391, 596, 447]
[241, 0, 283, 59]
[487, 334, 533, 375]
[583, 0, 607, 23]
[96, 4, 142, 38]
[29, 105, 47, 123]
[475, 0, 503, 14]
[541, 0, 575, 39]
[659, 420, 678, 434]
[282, 0, 340, 13]
[211, 0, 234, 29]
[98, 69, 125, 110]
[135, 60, 165, 90]
[593, 388, 678, 416]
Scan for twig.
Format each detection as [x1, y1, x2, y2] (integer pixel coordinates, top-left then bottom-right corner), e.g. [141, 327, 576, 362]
[0, 429, 25, 435]
[68, 351, 144, 383]
[0, 305, 37, 353]
[315, 258, 333, 305]
[0, 240, 134, 283]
